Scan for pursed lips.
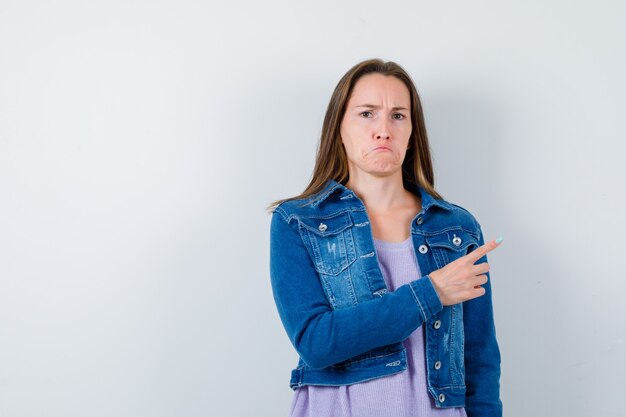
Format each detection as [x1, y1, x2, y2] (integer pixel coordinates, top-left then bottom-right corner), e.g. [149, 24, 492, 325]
[364, 145, 393, 156]
[371, 145, 392, 152]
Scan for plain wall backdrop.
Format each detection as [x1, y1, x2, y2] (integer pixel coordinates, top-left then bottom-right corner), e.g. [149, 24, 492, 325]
[1, 1, 625, 416]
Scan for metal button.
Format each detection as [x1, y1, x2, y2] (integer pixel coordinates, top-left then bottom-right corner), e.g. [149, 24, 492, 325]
[434, 360, 442, 370]
[452, 234, 462, 246]
[318, 223, 327, 232]
[416, 217, 423, 225]
[438, 393, 446, 403]
[418, 244, 428, 254]
[433, 320, 441, 330]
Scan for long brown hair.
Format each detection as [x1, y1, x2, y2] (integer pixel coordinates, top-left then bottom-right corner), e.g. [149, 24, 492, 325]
[268, 58, 443, 211]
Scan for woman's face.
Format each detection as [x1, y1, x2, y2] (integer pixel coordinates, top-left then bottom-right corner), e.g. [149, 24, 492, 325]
[340, 73, 412, 180]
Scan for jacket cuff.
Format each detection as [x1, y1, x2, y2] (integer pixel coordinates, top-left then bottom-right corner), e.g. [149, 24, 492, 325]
[408, 275, 444, 321]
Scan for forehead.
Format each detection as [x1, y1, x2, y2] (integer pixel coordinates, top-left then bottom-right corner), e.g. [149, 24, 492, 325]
[348, 73, 410, 105]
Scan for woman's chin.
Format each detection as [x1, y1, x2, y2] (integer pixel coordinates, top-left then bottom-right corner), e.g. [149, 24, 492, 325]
[366, 164, 402, 178]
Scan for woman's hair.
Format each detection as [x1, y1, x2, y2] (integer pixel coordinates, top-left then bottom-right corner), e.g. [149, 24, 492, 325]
[268, 58, 443, 211]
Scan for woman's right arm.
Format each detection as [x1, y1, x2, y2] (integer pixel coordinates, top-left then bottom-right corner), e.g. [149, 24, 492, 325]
[269, 210, 443, 370]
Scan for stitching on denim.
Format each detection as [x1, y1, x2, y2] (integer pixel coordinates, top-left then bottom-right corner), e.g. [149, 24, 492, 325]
[274, 206, 289, 221]
[434, 385, 467, 390]
[298, 208, 352, 221]
[432, 249, 445, 269]
[419, 226, 479, 238]
[296, 366, 407, 388]
[449, 305, 459, 382]
[345, 266, 358, 306]
[409, 282, 428, 320]
[299, 214, 353, 237]
[330, 348, 404, 367]
[360, 251, 375, 258]
[309, 182, 343, 207]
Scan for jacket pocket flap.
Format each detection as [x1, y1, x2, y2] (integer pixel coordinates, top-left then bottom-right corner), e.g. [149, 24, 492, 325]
[299, 212, 353, 236]
[425, 229, 479, 252]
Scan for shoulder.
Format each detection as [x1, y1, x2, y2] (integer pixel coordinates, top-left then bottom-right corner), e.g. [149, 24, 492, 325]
[426, 193, 482, 235]
[446, 201, 481, 230]
[272, 197, 316, 224]
[270, 192, 349, 245]
[273, 181, 345, 222]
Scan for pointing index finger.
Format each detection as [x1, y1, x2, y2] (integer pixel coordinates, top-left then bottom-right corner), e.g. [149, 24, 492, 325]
[467, 236, 503, 263]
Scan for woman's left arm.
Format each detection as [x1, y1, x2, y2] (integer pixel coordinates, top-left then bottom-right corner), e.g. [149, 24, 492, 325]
[463, 223, 503, 417]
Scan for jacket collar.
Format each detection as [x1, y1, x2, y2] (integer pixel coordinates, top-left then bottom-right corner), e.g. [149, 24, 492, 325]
[309, 179, 453, 212]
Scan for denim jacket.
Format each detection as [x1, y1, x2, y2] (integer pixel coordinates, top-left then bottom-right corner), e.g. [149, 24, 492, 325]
[269, 180, 502, 417]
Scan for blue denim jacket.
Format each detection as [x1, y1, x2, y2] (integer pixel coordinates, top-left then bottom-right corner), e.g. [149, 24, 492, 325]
[269, 180, 502, 417]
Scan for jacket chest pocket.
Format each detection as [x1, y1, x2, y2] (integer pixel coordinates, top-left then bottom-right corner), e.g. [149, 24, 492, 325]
[425, 228, 480, 268]
[298, 212, 357, 276]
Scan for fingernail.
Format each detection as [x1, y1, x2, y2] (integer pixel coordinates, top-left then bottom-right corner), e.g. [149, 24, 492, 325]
[495, 236, 504, 244]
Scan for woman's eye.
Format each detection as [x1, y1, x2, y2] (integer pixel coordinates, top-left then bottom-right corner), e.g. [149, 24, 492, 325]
[360, 111, 373, 118]
[393, 113, 406, 120]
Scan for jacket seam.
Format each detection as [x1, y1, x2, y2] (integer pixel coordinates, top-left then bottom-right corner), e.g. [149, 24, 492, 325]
[408, 282, 428, 321]
[328, 348, 405, 367]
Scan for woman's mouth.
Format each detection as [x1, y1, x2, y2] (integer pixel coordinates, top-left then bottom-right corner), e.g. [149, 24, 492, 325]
[371, 146, 391, 152]
[364, 146, 392, 156]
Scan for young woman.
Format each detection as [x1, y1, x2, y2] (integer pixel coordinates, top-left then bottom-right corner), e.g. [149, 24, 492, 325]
[269, 59, 503, 417]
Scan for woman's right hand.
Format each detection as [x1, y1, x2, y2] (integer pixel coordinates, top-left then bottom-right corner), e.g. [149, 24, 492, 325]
[428, 238, 502, 306]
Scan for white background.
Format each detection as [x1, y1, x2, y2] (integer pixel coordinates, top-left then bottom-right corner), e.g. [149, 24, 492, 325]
[1, 1, 625, 416]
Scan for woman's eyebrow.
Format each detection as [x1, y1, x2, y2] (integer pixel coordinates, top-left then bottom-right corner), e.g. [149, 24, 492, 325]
[355, 104, 409, 111]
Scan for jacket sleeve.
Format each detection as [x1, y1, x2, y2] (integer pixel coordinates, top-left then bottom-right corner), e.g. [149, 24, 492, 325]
[269, 209, 443, 370]
[463, 222, 503, 417]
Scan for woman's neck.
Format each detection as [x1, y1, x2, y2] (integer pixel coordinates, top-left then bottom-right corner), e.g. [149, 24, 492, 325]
[346, 172, 414, 213]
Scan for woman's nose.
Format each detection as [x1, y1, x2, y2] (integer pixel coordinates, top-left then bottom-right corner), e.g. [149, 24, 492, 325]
[375, 119, 391, 140]
[376, 132, 390, 140]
